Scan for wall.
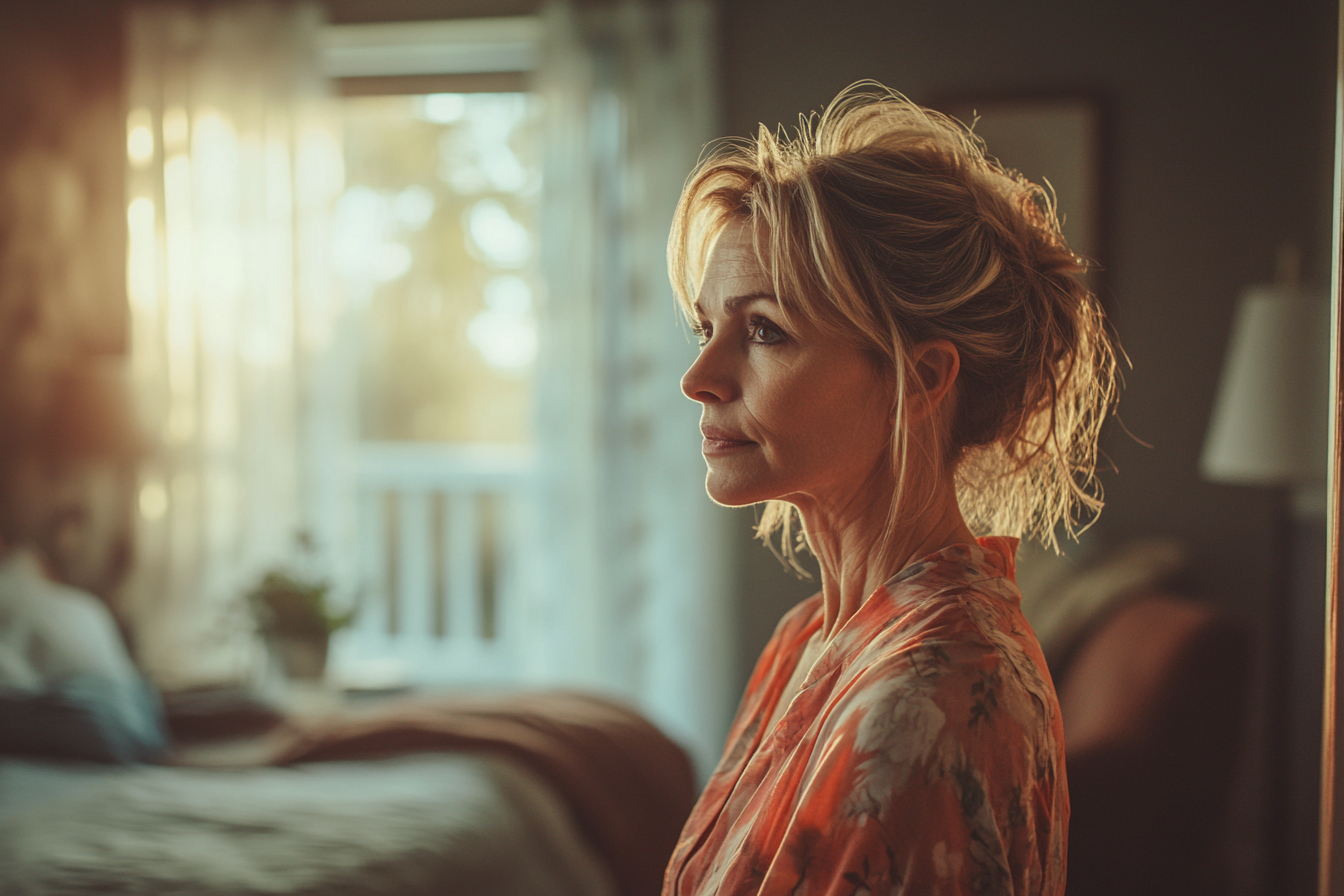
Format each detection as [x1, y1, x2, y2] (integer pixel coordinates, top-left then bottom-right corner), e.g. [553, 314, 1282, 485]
[716, 0, 1337, 892]
[0, 4, 137, 622]
[0, 3, 127, 407]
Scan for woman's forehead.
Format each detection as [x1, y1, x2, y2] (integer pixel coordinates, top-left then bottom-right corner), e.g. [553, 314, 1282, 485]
[701, 223, 769, 294]
[706, 218, 757, 258]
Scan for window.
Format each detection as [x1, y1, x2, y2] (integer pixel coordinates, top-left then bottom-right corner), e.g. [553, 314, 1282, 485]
[320, 20, 544, 689]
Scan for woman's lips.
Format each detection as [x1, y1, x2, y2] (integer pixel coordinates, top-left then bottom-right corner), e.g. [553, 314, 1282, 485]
[701, 426, 755, 455]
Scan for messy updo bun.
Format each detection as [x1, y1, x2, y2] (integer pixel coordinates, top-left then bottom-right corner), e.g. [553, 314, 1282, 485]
[668, 82, 1118, 563]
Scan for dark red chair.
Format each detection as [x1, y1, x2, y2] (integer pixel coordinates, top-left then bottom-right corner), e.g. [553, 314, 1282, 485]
[1057, 594, 1252, 895]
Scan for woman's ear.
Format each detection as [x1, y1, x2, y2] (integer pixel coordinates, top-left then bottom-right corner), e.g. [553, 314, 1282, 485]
[907, 339, 960, 420]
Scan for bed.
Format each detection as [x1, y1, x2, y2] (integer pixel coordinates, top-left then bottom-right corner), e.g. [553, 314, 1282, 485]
[0, 690, 695, 896]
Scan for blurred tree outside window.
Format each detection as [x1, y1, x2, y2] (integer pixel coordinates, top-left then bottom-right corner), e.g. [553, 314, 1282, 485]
[334, 92, 540, 446]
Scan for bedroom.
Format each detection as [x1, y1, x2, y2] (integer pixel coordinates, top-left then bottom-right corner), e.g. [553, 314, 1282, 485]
[0, 0, 1336, 894]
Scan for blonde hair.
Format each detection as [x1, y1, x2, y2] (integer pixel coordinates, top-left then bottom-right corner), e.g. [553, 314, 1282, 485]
[668, 82, 1118, 568]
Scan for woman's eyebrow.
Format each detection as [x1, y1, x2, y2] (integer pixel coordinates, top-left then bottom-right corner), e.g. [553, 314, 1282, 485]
[693, 292, 778, 317]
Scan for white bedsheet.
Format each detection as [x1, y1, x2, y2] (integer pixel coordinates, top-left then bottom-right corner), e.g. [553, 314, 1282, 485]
[0, 752, 617, 896]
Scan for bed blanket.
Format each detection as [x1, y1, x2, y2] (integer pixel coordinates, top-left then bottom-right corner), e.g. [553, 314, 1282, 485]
[259, 690, 696, 896]
[0, 752, 616, 896]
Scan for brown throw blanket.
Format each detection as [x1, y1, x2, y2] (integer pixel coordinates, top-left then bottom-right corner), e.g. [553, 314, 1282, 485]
[263, 691, 695, 896]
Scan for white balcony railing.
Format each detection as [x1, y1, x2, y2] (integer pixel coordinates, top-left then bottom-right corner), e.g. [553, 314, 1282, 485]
[330, 441, 535, 688]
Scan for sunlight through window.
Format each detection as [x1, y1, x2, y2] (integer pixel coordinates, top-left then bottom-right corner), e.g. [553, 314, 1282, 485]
[336, 92, 540, 445]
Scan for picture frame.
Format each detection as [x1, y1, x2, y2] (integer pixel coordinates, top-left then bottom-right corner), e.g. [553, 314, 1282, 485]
[934, 94, 1106, 288]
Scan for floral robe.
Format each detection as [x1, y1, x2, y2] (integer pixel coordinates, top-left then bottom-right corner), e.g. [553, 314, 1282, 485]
[663, 537, 1067, 896]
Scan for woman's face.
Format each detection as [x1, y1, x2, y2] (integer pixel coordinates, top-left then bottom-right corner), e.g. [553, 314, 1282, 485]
[682, 221, 898, 514]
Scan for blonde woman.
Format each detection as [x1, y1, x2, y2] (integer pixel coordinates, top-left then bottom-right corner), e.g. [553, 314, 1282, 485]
[662, 84, 1116, 896]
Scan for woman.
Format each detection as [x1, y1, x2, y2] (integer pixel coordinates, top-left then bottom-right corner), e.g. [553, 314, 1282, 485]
[662, 84, 1116, 896]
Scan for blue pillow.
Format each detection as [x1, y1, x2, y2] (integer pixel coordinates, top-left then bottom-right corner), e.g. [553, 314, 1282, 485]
[0, 674, 169, 764]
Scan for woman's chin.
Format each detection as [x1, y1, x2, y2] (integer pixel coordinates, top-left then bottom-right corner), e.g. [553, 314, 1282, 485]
[702, 472, 775, 508]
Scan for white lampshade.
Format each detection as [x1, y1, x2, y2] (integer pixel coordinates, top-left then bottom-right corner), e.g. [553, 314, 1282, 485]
[1201, 285, 1330, 485]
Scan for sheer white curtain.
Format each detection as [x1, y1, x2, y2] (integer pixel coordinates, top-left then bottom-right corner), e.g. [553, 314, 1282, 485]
[121, 0, 733, 770]
[123, 3, 351, 686]
[530, 0, 734, 772]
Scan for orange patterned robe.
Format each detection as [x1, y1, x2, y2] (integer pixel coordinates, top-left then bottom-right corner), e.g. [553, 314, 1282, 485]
[664, 537, 1067, 896]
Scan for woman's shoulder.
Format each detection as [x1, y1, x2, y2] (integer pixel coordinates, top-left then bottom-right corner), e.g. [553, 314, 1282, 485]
[814, 607, 1061, 806]
[826, 538, 1058, 736]
[827, 538, 1023, 657]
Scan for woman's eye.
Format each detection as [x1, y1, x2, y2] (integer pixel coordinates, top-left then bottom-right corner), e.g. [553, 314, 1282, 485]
[693, 322, 711, 346]
[749, 318, 784, 345]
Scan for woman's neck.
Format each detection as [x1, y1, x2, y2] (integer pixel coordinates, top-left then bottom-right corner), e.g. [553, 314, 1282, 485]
[798, 474, 975, 641]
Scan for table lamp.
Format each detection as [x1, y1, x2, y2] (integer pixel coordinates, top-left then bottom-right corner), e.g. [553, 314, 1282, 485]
[1201, 279, 1329, 512]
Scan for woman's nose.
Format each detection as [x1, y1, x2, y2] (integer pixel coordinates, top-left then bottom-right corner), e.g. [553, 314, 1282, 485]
[681, 341, 736, 404]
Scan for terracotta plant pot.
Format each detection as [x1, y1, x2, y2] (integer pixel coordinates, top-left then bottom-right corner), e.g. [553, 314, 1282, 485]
[271, 635, 329, 681]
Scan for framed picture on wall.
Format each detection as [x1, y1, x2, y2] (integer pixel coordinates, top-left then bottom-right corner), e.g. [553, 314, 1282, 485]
[934, 95, 1105, 286]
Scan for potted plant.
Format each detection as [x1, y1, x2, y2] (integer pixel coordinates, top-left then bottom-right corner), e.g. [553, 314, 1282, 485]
[247, 570, 355, 681]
